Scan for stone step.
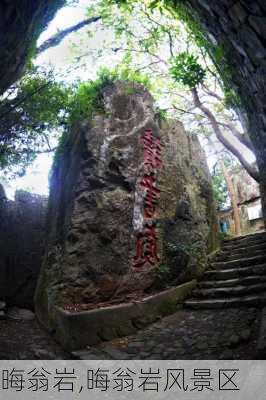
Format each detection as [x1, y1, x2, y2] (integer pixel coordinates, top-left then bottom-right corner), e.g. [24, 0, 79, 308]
[223, 231, 266, 244]
[212, 254, 266, 270]
[222, 240, 266, 254]
[222, 234, 266, 250]
[184, 294, 266, 309]
[222, 242, 266, 254]
[204, 263, 266, 280]
[221, 241, 266, 255]
[216, 246, 266, 262]
[199, 275, 266, 289]
[193, 282, 266, 298]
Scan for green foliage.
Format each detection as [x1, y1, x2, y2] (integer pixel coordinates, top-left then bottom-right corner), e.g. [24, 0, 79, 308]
[0, 67, 70, 177]
[68, 68, 116, 125]
[150, 0, 210, 49]
[211, 166, 229, 209]
[53, 66, 151, 168]
[173, 2, 243, 109]
[224, 88, 242, 109]
[1, 0, 243, 179]
[122, 71, 151, 89]
[68, 67, 151, 125]
[155, 263, 171, 282]
[167, 241, 202, 257]
[52, 130, 70, 169]
[155, 107, 168, 121]
[0, 60, 152, 177]
[169, 52, 206, 88]
[18, 70, 70, 128]
[98, 0, 242, 109]
[154, 262, 173, 289]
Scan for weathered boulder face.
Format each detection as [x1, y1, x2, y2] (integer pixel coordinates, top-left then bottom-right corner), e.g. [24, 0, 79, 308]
[0, 189, 47, 308]
[35, 81, 218, 328]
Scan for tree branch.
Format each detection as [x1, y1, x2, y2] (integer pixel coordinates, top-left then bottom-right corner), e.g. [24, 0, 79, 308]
[218, 121, 255, 152]
[172, 104, 203, 117]
[167, 31, 174, 57]
[35, 147, 56, 154]
[201, 83, 224, 101]
[36, 16, 101, 55]
[191, 87, 260, 182]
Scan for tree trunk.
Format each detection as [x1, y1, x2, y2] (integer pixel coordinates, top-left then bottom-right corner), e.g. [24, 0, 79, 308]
[220, 160, 241, 236]
[36, 16, 101, 55]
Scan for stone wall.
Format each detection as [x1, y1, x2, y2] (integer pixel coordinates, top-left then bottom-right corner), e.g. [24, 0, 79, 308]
[178, 0, 266, 222]
[35, 81, 218, 330]
[0, 188, 47, 308]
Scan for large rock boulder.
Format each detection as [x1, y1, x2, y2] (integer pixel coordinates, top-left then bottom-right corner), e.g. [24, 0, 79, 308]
[35, 81, 218, 329]
[0, 189, 47, 308]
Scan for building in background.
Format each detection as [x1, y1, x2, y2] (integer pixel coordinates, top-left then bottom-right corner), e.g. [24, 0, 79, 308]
[218, 166, 264, 236]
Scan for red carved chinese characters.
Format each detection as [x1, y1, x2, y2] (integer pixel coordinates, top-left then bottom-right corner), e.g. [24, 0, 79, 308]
[140, 174, 160, 218]
[133, 222, 160, 268]
[141, 129, 163, 171]
[133, 128, 163, 269]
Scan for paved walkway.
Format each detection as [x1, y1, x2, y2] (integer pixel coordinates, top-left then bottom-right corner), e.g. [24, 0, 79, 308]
[0, 318, 69, 359]
[81, 307, 261, 360]
[0, 306, 262, 360]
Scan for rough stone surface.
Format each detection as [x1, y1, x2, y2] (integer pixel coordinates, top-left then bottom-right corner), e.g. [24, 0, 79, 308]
[0, 0, 65, 95]
[7, 307, 35, 321]
[0, 306, 261, 360]
[87, 308, 260, 359]
[0, 305, 262, 360]
[0, 188, 47, 307]
[52, 281, 196, 350]
[35, 81, 218, 333]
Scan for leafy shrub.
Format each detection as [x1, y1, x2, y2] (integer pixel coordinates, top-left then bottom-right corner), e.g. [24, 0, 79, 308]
[169, 51, 206, 88]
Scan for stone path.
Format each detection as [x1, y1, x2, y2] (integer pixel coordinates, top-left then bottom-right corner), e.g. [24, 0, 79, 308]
[73, 307, 261, 360]
[0, 317, 70, 360]
[2, 232, 266, 360]
[74, 232, 266, 360]
[0, 306, 263, 360]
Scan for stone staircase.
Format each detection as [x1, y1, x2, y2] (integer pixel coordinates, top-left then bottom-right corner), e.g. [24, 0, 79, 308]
[185, 231, 266, 309]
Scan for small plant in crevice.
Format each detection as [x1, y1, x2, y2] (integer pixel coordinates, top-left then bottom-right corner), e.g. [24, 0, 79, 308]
[52, 66, 152, 169]
[166, 240, 202, 257]
[155, 263, 171, 282]
[155, 107, 168, 123]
